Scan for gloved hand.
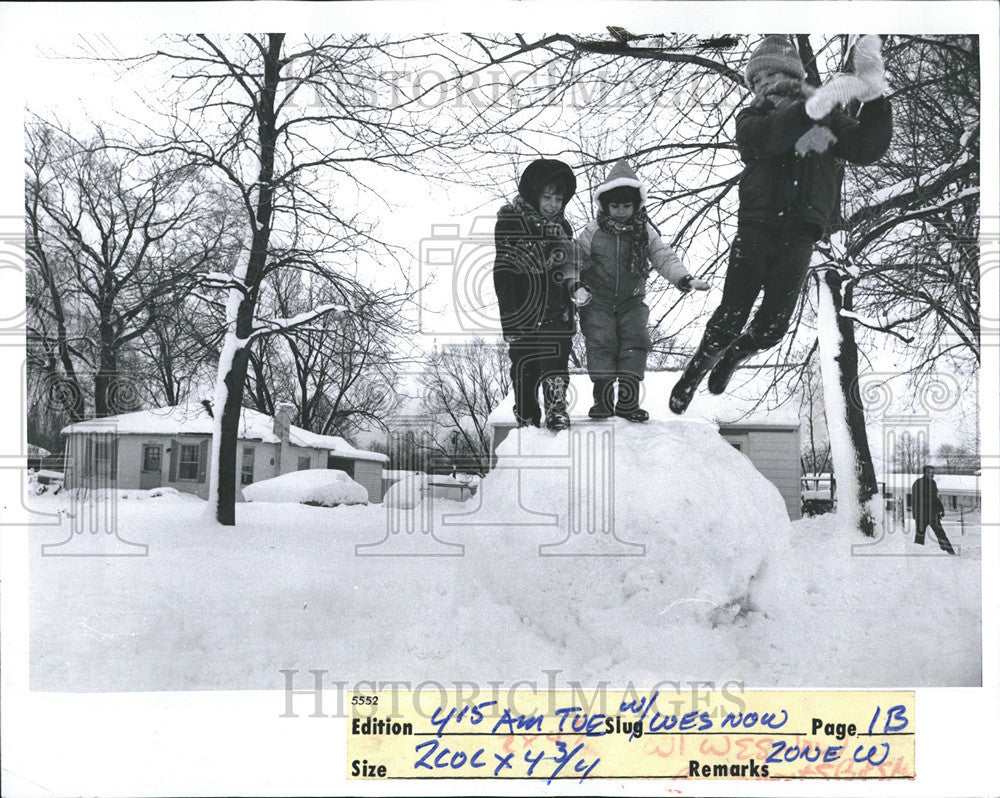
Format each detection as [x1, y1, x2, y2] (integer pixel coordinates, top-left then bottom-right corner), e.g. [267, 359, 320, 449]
[571, 286, 593, 307]
[805, 35, 887, 119]
[851, 34, 889, 102]
[795, 125, 838, 156]
[688, 278, 710, 291]
[827, 109, 862, 137]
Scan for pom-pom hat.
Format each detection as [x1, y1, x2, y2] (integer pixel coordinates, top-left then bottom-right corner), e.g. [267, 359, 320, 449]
[593, 160, 648, 207]
[745, 35, 806, 86]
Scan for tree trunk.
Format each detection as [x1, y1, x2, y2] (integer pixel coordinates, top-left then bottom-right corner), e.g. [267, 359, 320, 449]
[822, 270, 880, 536]
[95, 313, 117, 418]
[210, 33, 284, 525]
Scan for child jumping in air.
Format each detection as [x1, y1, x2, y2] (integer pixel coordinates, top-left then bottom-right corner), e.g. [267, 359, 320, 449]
[574, 160, 709, 422]
[669, 34, 892, 414]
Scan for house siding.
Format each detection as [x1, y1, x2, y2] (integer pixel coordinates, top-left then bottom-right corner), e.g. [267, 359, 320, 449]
[720, 426, 801, 521]
[63, 410, 387, 506]
[353, 459, 384, 503]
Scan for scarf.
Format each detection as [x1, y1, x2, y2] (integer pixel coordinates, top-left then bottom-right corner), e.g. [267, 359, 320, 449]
[597, 207, 651, 277]
[509, 194, 570, 273]
[751, 78, 842, 156]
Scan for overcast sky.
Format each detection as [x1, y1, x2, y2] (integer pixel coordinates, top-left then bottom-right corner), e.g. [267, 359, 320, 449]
[8, 16, 996, 453]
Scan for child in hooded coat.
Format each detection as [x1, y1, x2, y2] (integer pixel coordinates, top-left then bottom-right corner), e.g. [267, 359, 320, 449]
[493, 158, 583, 430]
[669, 34, 893, 414]
[574, 160, 709, 421]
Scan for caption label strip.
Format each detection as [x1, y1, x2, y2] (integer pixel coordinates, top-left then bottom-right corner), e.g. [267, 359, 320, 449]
[347, 690, 914, 782]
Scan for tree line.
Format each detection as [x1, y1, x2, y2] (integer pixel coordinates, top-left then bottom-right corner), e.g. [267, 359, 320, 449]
[26, 32, 979, 529]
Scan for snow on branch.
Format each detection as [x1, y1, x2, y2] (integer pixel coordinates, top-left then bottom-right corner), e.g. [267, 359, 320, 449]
[837, 309, 915, 342]
[249, 302, 347, 340]
[197, 271, 249, 294]
[868, 152, 972, 205]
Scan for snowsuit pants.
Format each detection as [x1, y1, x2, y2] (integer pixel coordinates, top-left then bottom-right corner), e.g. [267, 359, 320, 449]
[914, 513, 956, 554]
[578, 295, 651, 380]
[507, 332, 573, 425]
[702, 223, 818, 353]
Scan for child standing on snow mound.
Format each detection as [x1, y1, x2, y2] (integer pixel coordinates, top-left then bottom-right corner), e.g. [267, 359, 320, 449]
[574, 160, 709, 422]
[493, 158, 584, 431]
[669, 34, 893, 414]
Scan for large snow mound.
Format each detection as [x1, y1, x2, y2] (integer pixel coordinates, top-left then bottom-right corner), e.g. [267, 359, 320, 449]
[450, 419, 799, 635]
[28, 412, 981, 689]
[242, 469, 369, 506]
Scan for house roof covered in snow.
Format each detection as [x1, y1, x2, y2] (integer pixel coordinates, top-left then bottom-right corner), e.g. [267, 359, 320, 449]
[61, 404, 388, 463]
[488, 370, 801, 428]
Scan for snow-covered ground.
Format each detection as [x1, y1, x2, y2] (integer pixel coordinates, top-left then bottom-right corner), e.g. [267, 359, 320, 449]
[29, 419, 981, 693]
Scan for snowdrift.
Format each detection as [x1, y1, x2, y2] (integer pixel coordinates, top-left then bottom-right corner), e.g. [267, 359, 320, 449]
[31, 414, 979, 691]
[447, 418, 799, 635]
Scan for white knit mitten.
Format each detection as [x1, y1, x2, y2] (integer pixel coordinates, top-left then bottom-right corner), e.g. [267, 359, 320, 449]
[851, 34, 889, 101]
[805, 35, 888, 119]
[805, 75, 868, 119]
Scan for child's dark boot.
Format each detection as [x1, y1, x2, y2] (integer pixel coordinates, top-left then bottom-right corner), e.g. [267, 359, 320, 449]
[615, 375, 649, 422]
[588, 378, 615, 419]
[542, 376, 571, 431]
[708, 335, 758, 395]
[669, 338, 726, 414]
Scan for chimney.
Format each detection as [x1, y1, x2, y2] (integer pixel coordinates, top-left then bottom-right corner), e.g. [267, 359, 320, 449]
[273, 402, 295, 445]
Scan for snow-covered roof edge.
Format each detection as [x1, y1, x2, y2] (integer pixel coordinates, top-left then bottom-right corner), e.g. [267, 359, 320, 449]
[62, 404, 388, 463]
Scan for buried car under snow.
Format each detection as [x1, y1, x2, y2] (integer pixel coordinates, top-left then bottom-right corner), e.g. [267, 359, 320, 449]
[241, 469, 369, 507]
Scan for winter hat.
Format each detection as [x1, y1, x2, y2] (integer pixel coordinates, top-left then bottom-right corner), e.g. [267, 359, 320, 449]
[745, 35, 806, 86]
[593, 160, 648, 208]
[517, 159, 577, 207]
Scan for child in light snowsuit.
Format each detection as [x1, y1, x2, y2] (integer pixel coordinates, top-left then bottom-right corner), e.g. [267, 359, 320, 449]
[493, 158, 583, 431]
[575, 160, 709, 422]
[669, 34, 893, 414]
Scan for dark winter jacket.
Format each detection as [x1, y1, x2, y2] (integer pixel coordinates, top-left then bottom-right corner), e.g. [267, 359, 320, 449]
[735, 95, 893, 237]
[577, 220, 689, 306]
[911, 475, 945, 520]
[493, 203, 576, 339]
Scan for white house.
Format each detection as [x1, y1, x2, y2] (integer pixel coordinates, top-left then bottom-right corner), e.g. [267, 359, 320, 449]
[61, 402, 388, 502]
[489, 370, 803, 520]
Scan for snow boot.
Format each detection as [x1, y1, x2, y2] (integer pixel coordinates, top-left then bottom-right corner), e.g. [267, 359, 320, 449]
[542, 376, 571, 431]
[669, 340, 726, 415]
[615, 375, 649, 422]
[707, 336, 757, 395]
[588, 378, 615, 419]
[515, 411, 541, 428]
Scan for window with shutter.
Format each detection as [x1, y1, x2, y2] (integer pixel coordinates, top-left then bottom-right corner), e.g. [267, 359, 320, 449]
[241, 446, 255, 485]
[178, 444, 200, 481]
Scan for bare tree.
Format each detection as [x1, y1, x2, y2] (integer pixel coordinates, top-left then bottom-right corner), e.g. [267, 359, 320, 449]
[803, 34, 979, 534]
[419, 337, 511, 475]
[935, 443, 977, 474]
[244, 268, 414, 438]
[892, 431, 930, 473]
[123, 34, 440, 524]
[25, 120, 224, 420]
[798, 353, 831, 475]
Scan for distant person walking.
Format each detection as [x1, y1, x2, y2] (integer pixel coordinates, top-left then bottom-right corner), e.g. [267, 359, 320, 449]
[911, 465, 956, 555]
